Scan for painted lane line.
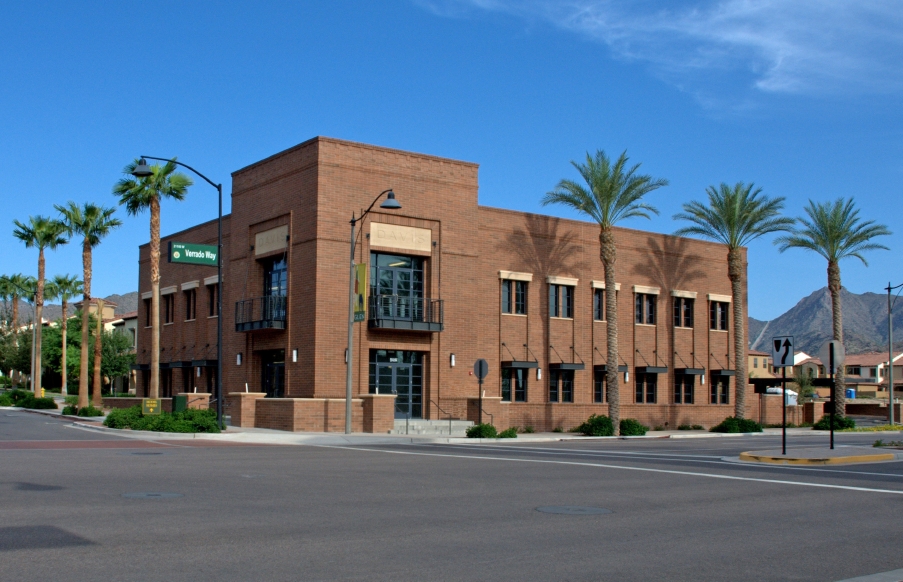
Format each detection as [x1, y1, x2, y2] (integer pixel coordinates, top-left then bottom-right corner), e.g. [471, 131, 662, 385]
[455, 444, 724, 459]
[314, 445, 903, 495]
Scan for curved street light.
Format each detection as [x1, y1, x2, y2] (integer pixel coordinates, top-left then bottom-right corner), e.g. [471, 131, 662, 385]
[132, 157, 224, 429]
[886, 282, 903, 425]
[345, 189, 401, 434]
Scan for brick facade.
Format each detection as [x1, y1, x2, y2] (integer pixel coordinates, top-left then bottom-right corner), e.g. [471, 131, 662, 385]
[136, 136, 749, 432]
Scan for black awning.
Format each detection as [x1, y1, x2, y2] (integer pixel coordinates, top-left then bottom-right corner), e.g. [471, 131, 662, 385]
[593, 364, 628, 373]
[549, 363, 585, 371]
[751, 377, 785, 393]
[636, 366, 668, 374]
[130, 363, 149, 371]
[675, 368, 705, 375]
[711, 369, 736, 376]
[501, 360, 539, 369]
[191, 359, 218, 367]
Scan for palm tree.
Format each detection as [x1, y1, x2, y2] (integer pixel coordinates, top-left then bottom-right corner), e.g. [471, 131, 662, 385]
[114, 159, 192, 398]
[12, 216, 69, 394]
[674, 183, 794, 419]
[56, 202, 122, 408]
[775, 198, 891, 416]
[50, 274, 83, 396]
[3, 273, 35, 387]
[541, 150, 667, 435]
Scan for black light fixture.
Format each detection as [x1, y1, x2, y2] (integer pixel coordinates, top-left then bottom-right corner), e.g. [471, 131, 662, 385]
[132, 158, 153, 178]
[379, 190, 401, 210]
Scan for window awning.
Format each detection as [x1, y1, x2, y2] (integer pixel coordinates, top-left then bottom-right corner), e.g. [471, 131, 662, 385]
[549, 363, 585, 371]
[711, 369, 736, 376]
[635, 366, 668, 374]
[675, 368, 705, 375]
[593, 364, 628, 373]
[130, 363, 149, 371]
[191, 359, 218, 368]
[501, 360, 539, 369]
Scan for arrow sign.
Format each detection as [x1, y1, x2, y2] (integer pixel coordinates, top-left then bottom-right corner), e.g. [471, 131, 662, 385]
[771, 336, 794, 368]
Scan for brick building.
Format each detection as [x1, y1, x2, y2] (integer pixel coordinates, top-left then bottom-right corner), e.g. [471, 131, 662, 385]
[134, 137, 747, 431]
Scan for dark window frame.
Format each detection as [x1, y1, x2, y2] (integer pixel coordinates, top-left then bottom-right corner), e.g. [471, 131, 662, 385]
[674, 374, 694, 404]
[635, 293, 656, 325]
[143, 298, 151, 327]
[673, 296, 694, 328]
[550, 284, 574, 318]
[502, 368, 528, 402]
[593, 288, 605, 321]
[635, 372, 657, 403]
[593, 370, 608, 403]
[163, 294, 175, 324]
[184, 288, 197, 321]
[710, 301, 729, 331]
[710, 375, 730, 404]
[502, 280, 527, 315]
[207, 284, 218, 317]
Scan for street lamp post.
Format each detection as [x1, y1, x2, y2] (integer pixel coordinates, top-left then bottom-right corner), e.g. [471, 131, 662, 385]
[345, 189, 401, 434]
[132, 157, 224, 429]
[886, 282, 903, 426]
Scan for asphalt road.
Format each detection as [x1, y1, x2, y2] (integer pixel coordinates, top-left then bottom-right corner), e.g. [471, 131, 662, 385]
[2, 411, 903, 582]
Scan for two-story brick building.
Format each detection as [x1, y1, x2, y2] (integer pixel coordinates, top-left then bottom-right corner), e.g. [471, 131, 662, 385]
[134, 137, 747, 431]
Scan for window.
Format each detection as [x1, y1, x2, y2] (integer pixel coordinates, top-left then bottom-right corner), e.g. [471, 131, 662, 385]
[673, 297, 693, 328]
[635, 373, 657, 403]
[163, 294, 175, 324]
[753, 357, 758, 368]
[847, 366, 861, 376]
[548, 370, 574, 403]
[593, 288, 605, 321]
[501, 368, 527, 402]
[710, 375, 729, 404]
[184, 289, 197, 321]
[593, 370, 608, 403]
[674, 374, 694, 404]
[129, 328, 137, 349]
[710, 301, 729, 330]
[265, 257, 288, 297]
[207, 284, 219, 317]
[635, 293, 656, 325]
[549, 284, 574, 318]
[161, 368, 173, 398]
[143, 298, 151, 327]
[502, 280, 527, 314]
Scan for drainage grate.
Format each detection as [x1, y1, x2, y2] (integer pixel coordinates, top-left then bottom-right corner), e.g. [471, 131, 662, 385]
[122, 492, 183, 499]
[536, 506, 612, 515]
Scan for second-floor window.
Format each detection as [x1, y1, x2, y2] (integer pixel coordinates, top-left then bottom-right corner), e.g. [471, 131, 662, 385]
[593, 288, 605, 321]
[710, 301, 729, 331]
[550, 284, 574, 318]
[184, 289, 196, 321]
[163, 294, 174, 324]
[502, 280, 527, 314]
[143, 298, 151, 327]
[673, 297, 693, 328]
[635, 293, 656, 325]
[265, 257, 288, 297]
[207, 283, 218, 317]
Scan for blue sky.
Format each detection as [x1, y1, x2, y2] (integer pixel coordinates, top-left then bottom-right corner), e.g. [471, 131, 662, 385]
[1, 1, 901, 321]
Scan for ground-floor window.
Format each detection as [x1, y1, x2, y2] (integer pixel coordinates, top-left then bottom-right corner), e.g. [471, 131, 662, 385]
[593, 370, 608, 403]
[161, 368, 173, 398]
[501, 368, 528, 402]
[710, 375, 730, 404]
[205, 367, 217, 396]
[635, 372, 657, 403]
[674, 374, 694, 404]
[548, 370, 574, 403]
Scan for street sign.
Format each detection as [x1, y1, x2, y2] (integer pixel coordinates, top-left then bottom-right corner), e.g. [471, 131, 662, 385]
[771, 336, 794, 368]
[169, 242, 218, 266]
[818, 340, 846, 374]
[142, 398, 162, 415]
[474, 359, 489, 381]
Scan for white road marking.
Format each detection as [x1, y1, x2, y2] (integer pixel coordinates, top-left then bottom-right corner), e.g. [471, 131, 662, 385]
[315, 445, 903, 495]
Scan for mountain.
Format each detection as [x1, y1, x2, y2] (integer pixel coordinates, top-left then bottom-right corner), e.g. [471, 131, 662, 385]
[2, 291, 138, 323]
[749, 287, 903, 355]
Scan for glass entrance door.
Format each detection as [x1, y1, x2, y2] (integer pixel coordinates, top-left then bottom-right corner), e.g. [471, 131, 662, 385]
[369, 350, 423, 419]
[261, 350, 285, 398]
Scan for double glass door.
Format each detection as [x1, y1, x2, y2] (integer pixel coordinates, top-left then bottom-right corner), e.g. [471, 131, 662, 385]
[369, 350, 423, 419]
[370, 253, 424, 321]
[261, 350, 285, 398]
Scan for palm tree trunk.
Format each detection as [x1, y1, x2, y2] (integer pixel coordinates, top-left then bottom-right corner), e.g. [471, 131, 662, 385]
[61, 298, 67, 395]
[78, 241, 91, 409]
[150, 197, 161, 399]
[35, 249, 45, 395]
[92, 298, 104, 407]
[828, 261, 846, 416]
[728, 248, 747, 418]
[601, 228, 620, 436]
[11, 296, 19, 388]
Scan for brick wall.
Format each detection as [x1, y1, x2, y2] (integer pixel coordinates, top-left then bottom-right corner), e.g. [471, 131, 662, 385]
[226, 392, 266, 427]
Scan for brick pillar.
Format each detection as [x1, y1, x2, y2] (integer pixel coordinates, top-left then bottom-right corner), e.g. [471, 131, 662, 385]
[227, 392, 266, 427]
[804, 401, 824, 424]
[361, 394, 396, 433]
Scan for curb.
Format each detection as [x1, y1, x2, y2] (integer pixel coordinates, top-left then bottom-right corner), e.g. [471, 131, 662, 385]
[737, 451, 897, 465]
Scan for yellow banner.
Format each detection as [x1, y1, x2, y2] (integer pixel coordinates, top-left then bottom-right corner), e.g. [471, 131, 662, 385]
[353, 263, 368, 322]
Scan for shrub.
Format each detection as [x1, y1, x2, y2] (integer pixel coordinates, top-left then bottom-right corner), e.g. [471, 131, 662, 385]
[813, 415, 856, 431]
[0, 376, 11, 388]
[103, 405, 220, 433]
[691, 425, 704, 430]
[77, 406, 104, 417]
[710, 417, 763, 433]
[677, 424, 693, 430]
[0, 393, 12, 407]
[64, 396, 78, 406]
[61, 405, 78, 415]
[466, 423, 497, 438]
[620, 418, 648, 436]
[498, 427, 518, 438]
[19, 396, 58, 410]
[521, 425, 535, 434]
[653, 425, 665, 431]
[552, 427, 564, 433]
[8, 390, 31, 406]
[576, 414, 614, 437]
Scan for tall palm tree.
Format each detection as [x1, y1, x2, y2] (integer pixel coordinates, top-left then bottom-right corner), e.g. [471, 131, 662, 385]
[775, 198, 891, 416]
[56, 202, 122, 408]
[12, 216, 69, 394]
[541, 150, 667, 435]
[50, 274, 83, 396]
[3, 273, 35, 387]
[674, 183, 794, 419]
[114, 159, 192, 398]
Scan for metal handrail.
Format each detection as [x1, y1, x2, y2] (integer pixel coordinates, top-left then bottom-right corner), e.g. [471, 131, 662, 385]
[430, 399, 455, 435]
[368, 294, 443, 324]
[395, 402, 410, 435]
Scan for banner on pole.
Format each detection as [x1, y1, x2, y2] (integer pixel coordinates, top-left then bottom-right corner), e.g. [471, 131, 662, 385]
[353, 264, 368, 322]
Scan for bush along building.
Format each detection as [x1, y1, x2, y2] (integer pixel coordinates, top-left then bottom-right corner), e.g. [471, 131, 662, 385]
[134, 137, 750, 433]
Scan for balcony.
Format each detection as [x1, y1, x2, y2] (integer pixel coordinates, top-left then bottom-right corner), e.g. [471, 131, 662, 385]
[368, 295, 443, 332]
[235, 296, 286, 332]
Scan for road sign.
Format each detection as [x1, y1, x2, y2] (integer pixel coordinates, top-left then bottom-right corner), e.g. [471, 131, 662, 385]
[818, 340, 846, 374]
[474, 359, 489, 381]
[142, 399, 162, 415]
[771, 336, 794, 368]
[169, 242, 218, 266]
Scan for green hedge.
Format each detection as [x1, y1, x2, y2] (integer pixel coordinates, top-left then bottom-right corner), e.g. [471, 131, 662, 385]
[619, 418, 648, 436]
[710, 416, 763, 433]
[7, 389, 58, 410]
[466, 423, 497, 438]
[497, 427, 518, 438]
[103, 405, 220, 433]
[577, 414, 614, 436]
[0, 393, 12, 407]
[813, 415, 856, 431]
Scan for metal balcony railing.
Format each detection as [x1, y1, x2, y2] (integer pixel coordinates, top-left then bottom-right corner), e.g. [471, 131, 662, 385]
[368, 295, 443, 332]
[235, 296, 286, 332]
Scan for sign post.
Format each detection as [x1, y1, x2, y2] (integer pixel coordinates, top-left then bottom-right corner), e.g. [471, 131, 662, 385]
[474, 359, 488, 425]
[772, 336, 794, 456]
[819, 340, 846, 450]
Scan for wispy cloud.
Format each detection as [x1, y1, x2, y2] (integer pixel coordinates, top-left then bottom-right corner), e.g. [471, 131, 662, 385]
[416, 0, 903, 99]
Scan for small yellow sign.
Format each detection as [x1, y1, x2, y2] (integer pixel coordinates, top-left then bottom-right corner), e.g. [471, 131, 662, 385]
[142, 399, 162, 415]
[353, 263, 368, 322]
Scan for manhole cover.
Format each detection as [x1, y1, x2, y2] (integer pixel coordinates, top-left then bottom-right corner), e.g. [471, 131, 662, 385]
[536, 506, 612, 515]
[122, 492, 183, 499]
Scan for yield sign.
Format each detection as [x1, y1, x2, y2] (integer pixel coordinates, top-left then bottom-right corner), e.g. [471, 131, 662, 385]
[771, 336, 794, 368]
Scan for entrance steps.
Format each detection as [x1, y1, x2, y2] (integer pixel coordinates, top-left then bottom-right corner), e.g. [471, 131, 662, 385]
[389, 419, 474, 436]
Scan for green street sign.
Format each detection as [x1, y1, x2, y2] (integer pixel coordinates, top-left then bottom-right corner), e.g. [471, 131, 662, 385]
[142, 398, 162, 415]
[169, 242, 218, 267]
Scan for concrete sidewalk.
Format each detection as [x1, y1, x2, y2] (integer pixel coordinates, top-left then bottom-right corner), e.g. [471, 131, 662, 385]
[739, 446, 903, 465]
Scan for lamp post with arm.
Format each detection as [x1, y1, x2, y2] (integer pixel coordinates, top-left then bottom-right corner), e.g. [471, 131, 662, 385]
[345, 189, 401, 434]
[132, 157, 224, 429]
[886, 282, 903, 426]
